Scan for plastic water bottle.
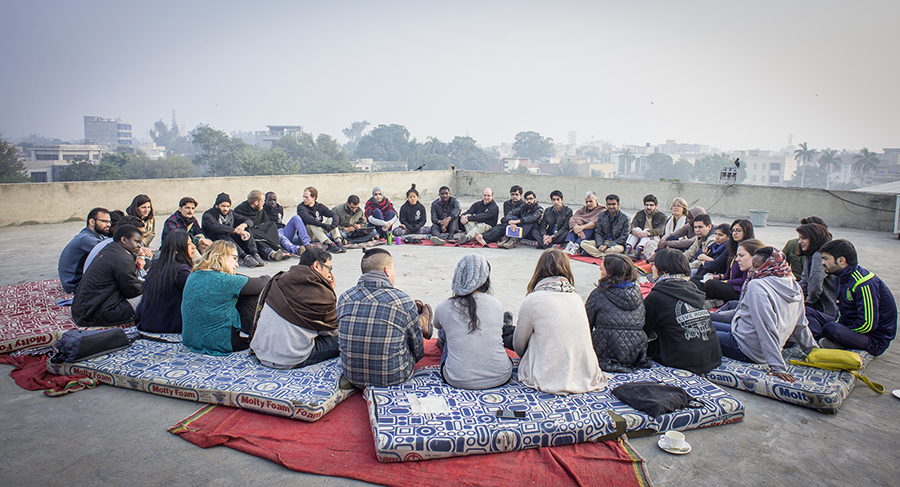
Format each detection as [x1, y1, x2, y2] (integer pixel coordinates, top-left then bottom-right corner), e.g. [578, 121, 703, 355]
[386, 230, 393, 245]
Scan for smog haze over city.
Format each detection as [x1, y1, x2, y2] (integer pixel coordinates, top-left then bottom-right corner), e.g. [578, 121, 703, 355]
[1, 0, 898, 152]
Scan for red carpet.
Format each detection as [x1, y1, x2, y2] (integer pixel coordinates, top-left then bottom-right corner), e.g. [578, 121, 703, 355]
[0, 353, 89, 392]
[170, 340, 653, 486]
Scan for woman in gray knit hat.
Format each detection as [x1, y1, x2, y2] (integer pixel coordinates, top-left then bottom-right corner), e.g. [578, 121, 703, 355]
[432, 254, 513, 389]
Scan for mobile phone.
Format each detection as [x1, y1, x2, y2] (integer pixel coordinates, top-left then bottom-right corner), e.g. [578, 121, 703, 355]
[495, 409, 527, 419]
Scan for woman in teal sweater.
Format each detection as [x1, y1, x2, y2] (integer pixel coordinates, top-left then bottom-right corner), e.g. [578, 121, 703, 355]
[182, 240, 269, 355]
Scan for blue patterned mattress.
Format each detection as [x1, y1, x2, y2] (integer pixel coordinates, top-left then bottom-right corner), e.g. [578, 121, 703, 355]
[46, 334, 355, 421]
[704, 347, 874, 413]
[366, 361, 744, 462]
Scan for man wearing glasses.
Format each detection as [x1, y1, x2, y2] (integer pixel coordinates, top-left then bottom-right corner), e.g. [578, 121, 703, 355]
[475, 190, 543, 249]
[58, 207, 111, 293]
[251, 248, 341, 369]
[503, 185, 524, 217]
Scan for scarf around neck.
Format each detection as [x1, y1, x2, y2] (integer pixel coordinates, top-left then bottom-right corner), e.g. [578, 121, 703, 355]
[533, 276, 576, 294]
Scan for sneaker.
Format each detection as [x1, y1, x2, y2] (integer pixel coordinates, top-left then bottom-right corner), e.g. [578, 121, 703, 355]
[452, 232, 465, 241]
[325, 243, 344, 254]
[241, 255, 260, 268]
[457, 234, 469, 245]
[251, 254, 266, 267]
[415, 300, 433, 339]
[818, 337, 842, 349]
[430, 236, 446, 246]
[505, 238, 518, 249]
[270, 249, 288, 261]
[332, 242, 347, 253]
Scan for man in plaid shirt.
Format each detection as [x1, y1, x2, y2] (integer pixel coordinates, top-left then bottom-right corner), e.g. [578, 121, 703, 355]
[337, 248, 432, 388]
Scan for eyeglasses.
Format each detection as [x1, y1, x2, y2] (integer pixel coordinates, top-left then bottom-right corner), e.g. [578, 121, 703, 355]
[321, 263, 333, 273]
[96, 219, 111, 224]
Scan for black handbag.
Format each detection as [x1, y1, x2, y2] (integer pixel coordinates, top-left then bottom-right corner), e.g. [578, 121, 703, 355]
[50, 329, 134, 364]
[612, 381, 704, 417]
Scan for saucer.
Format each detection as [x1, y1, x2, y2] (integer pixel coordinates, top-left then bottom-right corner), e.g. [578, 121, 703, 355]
[658, 437, 692, 455]
[892, 389, 900, 399]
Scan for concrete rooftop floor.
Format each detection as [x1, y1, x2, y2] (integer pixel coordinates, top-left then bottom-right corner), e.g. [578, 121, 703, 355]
[1, 203, 899, 486]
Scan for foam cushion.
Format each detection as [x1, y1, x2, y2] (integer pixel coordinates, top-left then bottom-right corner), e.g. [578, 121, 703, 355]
[0, 279, 78, 353]
[366, 361, 744, 462]
[704, 347, 874, 413]
[47, 334, 355, 421]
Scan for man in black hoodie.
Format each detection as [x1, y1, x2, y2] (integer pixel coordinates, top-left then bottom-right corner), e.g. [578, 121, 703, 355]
[475, 190, 543, 249]
[643, 248, 722, 375]
[234, 190, 289, 262]
[202, 192, 264, 268]
[71, 225, 144, 327]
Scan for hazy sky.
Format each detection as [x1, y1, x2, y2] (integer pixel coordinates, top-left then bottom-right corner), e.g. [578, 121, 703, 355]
[2, 0, 898, 152]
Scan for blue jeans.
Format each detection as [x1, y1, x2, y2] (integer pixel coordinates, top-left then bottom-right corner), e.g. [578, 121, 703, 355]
[281, 215, 311, 252]
[714, 320, 753, 363]
[369, 209, 397, 238]
[565, 228, 594, 246]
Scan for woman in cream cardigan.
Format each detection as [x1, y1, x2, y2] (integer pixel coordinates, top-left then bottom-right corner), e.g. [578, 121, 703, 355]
[513, 249, 607, 394]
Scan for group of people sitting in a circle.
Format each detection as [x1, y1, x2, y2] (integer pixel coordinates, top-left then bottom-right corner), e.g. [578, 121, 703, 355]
[56, 184, 896, 393]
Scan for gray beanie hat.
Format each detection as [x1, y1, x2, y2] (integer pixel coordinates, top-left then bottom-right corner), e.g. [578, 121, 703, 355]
[452, 254, 490, 296]
[372, 186, 382, 196]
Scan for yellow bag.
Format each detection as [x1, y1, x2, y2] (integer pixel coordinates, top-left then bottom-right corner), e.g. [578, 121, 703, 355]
[789, 349, 884, 394]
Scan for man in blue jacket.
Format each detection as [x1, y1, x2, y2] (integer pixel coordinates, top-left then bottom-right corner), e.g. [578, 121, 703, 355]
[806, 239, 896, 356]
[58, 207, 111, 293]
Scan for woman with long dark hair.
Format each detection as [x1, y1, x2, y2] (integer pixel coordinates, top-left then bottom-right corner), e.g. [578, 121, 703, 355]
[127, 194, 156, 247]
[586, 253, 651, 373]
[712, 245, 818, 382]
[136, 230, 194, 333]
[432, 254, 512, 389]
[513, 249, 606, 394]
[796, 223, 836, 315]
[699, 219, 756, 303]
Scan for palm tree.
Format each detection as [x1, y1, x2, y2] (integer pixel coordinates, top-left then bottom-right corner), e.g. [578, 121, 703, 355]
[621, 149, 635, 175]
[556, 160, 579, 177]
[852, 148, 881, 185]
[423, 136, 444, 155]
[817, 148, 842, 189]
[794, 142, 817, 188]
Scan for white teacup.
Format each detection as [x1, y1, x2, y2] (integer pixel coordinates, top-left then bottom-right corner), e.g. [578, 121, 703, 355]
[660, 430, 686, 449]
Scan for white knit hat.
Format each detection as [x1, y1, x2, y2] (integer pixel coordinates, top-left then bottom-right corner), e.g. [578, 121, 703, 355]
[452, 254, 490, 296]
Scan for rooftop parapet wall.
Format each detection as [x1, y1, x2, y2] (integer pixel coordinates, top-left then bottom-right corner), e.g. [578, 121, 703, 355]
[0, 171, 454, 227]
[452, 171, 897, 232]
[0, 169, 894, 231]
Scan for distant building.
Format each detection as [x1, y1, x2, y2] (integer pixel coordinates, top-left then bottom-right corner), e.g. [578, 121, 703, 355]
[18, 144, 103, 182]
[733, 150, 796, 186]
[134, 142, 167, 160]
[255, 125, 304, 148]
[660, 139, 711, 155]
[352, 158, 373, 172]
[502, 157, 529, 172]
[84, 116, 132, 147]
